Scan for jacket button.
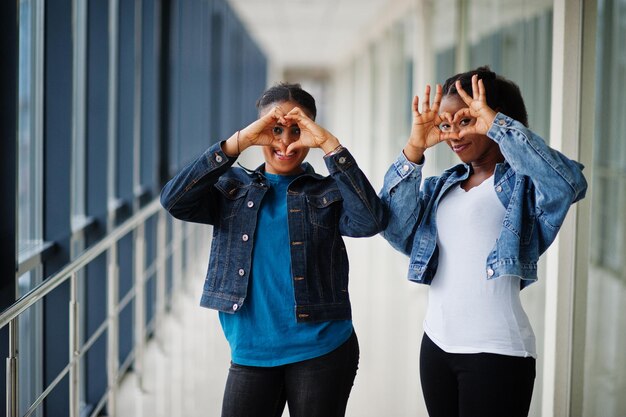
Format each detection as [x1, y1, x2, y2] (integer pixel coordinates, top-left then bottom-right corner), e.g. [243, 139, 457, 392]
[496, 185, 502, 192]
[238, 269, 245, 276]
[338, 156, 346, 164]
[487, 268, 494, 277]
[232, 304, 238, 311]
[247, 201, 254, 208]
[215, 154, 223, 163]
[403, 164, 409, 172]
[498, 119, 506, 126]
[242, 234, 249, 241]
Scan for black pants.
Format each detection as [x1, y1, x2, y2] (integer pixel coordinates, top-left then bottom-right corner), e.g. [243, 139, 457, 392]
[420, 333, 535, 417]
[221, 331, 359, 417]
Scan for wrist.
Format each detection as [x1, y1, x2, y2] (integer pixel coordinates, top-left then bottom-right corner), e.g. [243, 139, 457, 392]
[221, 131, 242, 157]
[403, 142, 426, 163]
[324, 144, 345, 157]
[320, 137, 341, 154]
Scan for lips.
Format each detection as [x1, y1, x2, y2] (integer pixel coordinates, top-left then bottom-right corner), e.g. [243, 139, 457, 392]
[451, 143, 470, 153]
[274, 149, 297, 160]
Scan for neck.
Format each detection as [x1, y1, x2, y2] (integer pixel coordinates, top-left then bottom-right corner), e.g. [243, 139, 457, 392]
[470, 148, 504, 178]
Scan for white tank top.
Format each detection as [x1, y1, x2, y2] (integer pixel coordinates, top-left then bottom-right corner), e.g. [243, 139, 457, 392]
[423, 175, 536, 358]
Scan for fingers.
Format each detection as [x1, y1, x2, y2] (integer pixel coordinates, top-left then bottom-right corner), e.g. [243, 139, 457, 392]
[471, 74, 479, 99]
[412, 95, 420, 117]
[451, 107, 472, 123]
[284, 106, 312, 125]
[456, 74, 488, 106]
[259, 105, 288, 128]
[421, 85, 432, 113]
[455, 80, 473, 105]
[265, 141, 286, 156]
[439, 111, 453, 125]
[431, 84, 443, 113]
[413, 83, 442, 118]
[478, 78, 486, 103]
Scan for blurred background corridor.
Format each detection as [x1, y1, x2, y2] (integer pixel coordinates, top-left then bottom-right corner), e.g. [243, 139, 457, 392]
[1, 0, 625, 416]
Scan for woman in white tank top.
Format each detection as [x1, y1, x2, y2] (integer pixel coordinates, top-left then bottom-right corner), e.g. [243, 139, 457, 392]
[379, 66, 587, 417]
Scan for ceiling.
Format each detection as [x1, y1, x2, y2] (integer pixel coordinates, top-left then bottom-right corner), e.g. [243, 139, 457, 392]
[226, 0, 395, 70]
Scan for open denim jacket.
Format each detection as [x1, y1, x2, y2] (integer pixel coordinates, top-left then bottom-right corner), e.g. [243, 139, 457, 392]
[161, 141, 386, 322]
[380, 113, 587, 289]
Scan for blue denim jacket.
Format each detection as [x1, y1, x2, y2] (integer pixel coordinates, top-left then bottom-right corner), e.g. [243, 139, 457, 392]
[161, 141, 386, 322]
[380, 113, 587, 288]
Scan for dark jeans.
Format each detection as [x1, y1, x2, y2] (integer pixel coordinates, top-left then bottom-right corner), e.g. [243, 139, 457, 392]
[221, 331, 359, 417]
[420, 333, 536, 417]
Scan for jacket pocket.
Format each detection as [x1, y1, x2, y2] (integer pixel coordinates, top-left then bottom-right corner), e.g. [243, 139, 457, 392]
[215, 178, 249, 219]
[306, 188, 343, 229]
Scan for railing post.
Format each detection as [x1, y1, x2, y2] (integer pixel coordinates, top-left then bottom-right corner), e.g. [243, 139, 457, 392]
[6, 320, 18, 417]
[134, 223, 146, 391]
[107, 244, 119, 415]
[171, 221, 183, 302]
[155, 211, 167, 348]
[69, 271, 80, 417]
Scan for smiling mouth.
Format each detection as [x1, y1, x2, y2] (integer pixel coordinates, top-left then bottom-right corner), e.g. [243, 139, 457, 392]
[451, 143, 470, 153]
[274, 149, 297, 160]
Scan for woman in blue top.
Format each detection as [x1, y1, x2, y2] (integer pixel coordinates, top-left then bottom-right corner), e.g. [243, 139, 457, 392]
[160, 83, 386, 417]
[379, 67, 587, 417]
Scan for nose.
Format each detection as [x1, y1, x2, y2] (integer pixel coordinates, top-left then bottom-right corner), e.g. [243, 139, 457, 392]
[278, 126, 299, 145]
[445, 129, 461, 141]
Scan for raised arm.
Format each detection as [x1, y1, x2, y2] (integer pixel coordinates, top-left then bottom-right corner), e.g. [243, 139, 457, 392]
[160, 141, 236, 225]
[455, 75, 587, 227]
[379, 84, 449, 254]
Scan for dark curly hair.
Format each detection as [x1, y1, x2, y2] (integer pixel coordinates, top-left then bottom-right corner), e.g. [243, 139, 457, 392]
[256, 82, 317, 120]
[442, 66, 528, 127]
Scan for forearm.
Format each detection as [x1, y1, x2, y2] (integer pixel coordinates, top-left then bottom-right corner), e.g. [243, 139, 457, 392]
[488, 113, 587, 207]
[160, 141, 235, 223]
[324, 147, 386, 236]
[378, 152, 424, 255]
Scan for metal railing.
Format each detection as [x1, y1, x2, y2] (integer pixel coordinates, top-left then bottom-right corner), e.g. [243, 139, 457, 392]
[0, 198, 188, 417]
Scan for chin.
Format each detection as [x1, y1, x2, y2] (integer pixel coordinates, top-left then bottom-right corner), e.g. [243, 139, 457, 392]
[264, 148, 308, 175]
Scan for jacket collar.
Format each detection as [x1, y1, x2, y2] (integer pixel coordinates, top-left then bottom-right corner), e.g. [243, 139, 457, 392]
[240, 162, 318, 179]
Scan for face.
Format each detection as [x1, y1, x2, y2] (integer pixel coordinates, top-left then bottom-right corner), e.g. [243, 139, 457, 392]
[260, 100, 310, 176]
[439, 94, 502, 166]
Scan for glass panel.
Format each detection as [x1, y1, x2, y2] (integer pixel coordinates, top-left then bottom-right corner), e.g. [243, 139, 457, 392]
[17, 271, 43, 417]
[583, 0, 626, 415]
[18, 0, 41, 246]
[17, 0, 43, 414]
[71, 0, 88, 227]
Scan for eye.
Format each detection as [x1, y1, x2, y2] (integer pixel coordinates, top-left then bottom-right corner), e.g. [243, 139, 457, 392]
[459, 118, 473, 127]
[439, 123, 451, 132]
[291, 126, 301, 135]
[272, 126, 284, 135]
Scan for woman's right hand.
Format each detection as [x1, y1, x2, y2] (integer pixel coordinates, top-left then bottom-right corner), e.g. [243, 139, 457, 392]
[221, 106, 289, 157]
[404, 84, 447, 163]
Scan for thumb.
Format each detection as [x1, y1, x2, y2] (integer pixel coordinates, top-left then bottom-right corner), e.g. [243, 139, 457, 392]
[286, 141, 305, 155]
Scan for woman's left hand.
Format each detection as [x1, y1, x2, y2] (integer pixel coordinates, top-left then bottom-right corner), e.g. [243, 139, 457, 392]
[454, 74, 498, 137]
[283, 107, 341, 155]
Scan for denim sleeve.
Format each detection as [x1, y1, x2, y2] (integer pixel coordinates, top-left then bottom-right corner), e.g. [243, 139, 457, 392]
[160, 141, 236, 224]
[488, 113, 588, 228]
[378, 152, 425, 256]
[324, 148, 387, 237]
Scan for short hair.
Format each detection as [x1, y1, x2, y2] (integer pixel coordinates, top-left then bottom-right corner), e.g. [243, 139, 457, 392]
[442, 65, 528, 127]
[256, 82, 317, 120]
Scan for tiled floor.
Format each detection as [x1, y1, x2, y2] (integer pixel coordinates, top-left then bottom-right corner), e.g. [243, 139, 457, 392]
[116, 288, 231, 417]
[116, 236, 429, 417]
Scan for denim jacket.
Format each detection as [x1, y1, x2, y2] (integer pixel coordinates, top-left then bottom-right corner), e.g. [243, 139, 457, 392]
[161, 141, 386, 322]
[380, 113, 587, 289]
